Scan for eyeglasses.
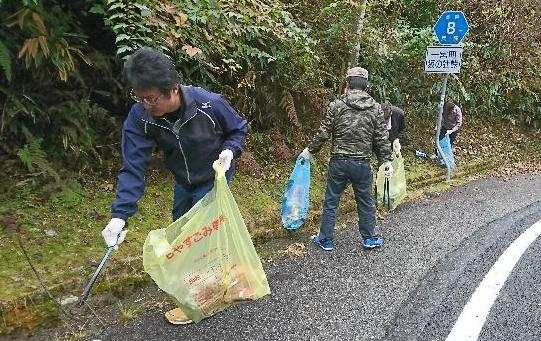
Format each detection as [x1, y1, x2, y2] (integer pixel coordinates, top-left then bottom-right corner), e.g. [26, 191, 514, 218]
[130, 89, 165, 106]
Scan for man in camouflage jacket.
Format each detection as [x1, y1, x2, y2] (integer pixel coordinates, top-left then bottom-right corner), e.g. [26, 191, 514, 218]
[300, 66, 393, 250]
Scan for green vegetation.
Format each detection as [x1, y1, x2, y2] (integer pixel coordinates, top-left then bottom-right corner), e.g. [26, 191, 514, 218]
[117, 302, 142, 324]
[1, 0, 540, 336]
[1, 114, 540, 335]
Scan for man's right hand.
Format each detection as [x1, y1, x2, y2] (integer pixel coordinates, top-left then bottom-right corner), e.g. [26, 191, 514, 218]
[299, 148, 311, 160]
[383, 161, 394, 179]
[101, 218, 127, 247]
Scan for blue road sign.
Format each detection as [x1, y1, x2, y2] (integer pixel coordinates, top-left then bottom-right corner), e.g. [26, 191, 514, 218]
[433, 11, 469, 45]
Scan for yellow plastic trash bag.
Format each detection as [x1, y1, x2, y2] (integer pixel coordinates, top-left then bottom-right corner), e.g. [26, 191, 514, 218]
[376, 151, 407, 211]
[143, 162, 271, 323]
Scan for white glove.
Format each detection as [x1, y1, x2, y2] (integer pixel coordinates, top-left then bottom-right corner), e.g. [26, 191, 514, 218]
[101, 218, 127, 247]
[217, 149, 234, 172]
[392, 139, 401, 153]
[383, 161, 394, 179]
[299, 148, 311, 160]
[446, 130, 453, 135]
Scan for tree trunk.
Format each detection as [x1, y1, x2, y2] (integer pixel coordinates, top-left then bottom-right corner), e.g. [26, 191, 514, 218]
[349, 0, 368, 67]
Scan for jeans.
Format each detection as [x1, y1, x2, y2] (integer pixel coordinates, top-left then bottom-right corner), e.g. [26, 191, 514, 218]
[319, 157, 377, 242]
[172, 167, 234, 221]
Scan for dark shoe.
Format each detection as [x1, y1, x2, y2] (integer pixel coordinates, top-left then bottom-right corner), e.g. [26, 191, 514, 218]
[310, 235, 333, 251]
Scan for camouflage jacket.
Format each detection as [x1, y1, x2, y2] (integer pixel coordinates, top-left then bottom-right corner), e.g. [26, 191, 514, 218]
[307, 89, 392, 165]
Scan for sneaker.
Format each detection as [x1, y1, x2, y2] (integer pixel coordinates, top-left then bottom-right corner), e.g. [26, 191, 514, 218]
[362, 236, 384, 249]
[311, 235, 333, 251]
[164, 308, 193, 325]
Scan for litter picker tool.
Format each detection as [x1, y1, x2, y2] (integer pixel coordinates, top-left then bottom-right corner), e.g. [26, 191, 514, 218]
[383, 177, 390, 211]
[75, 245, 115, 308]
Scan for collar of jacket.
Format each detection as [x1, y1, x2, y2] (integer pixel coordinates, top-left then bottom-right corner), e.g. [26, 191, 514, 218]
[180, 85, 198, 120]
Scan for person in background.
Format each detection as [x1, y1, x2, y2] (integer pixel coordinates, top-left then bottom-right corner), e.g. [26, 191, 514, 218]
[299, 66, 393, 251]
[381, 103, 406, 154]
[100, 47, 247, 325]
[439, 100, 462, 147]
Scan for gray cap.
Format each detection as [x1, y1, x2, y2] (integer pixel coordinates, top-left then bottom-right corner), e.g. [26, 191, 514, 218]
[346, 66, 369, 80]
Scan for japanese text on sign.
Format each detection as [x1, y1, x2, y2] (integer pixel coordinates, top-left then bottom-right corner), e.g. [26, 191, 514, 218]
[425, 46, 463, 74]
[166, 215, 225, 260]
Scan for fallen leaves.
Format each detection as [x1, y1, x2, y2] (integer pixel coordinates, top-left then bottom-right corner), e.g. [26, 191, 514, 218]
[2, 214, 21, 234]
[175, 13, 188, 27]
[60, 295, 78, 306]
[99, 182, 114, 191]
[492, 161, 541, 177]
[286, 242, 307, 258]
[182, 45, 203, 58]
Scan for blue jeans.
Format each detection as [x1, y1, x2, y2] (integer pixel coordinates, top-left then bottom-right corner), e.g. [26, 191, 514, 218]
[319, 158, 377, 242]
[172, 168, 234, 221]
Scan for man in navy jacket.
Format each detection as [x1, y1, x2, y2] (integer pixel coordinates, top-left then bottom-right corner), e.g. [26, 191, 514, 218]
[101, 47, 247, 323]
[101, 45, 247, 303]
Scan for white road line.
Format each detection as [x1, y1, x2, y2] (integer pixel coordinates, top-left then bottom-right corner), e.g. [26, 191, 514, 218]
[446, 220, 541, 341]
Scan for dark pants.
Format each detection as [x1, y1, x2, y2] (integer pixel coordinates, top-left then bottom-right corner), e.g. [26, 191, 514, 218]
[172, 168, 234, 221]
[319, 158, 377, 242]
[438, 128, 458, 146]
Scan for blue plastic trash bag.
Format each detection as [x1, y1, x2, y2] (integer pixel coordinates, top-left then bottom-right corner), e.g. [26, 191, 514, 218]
[281, 156, 310, 231]
[437, 134, 456, 169]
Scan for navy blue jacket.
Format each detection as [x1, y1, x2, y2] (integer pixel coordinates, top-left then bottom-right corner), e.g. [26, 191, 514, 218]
[111, 85, 248, 220]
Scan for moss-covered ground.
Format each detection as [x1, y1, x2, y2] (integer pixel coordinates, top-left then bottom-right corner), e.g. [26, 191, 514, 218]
[1, 116, 540, 336]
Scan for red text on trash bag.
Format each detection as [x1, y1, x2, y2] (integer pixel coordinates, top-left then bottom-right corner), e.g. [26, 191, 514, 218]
[166, 215, 225, 260]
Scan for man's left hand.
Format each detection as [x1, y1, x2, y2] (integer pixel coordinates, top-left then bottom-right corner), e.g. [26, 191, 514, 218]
[446, 130, 453, 135]
[392, 139, 401, 153]
[217, 149, 234, 172]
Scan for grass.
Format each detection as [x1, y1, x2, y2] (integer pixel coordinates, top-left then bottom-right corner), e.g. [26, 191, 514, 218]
[117, 302, 141, 324]
[1, 116, 540, 335]
[52, 328, 90, 341]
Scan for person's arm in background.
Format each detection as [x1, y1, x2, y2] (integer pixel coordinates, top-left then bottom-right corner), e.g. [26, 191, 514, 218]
[391, 107, 406, 152]
[447, 105, 463, 134]
[396, 108, 406, 141]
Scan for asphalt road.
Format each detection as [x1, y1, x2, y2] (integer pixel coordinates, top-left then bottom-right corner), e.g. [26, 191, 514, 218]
[96, 173, 541, 341]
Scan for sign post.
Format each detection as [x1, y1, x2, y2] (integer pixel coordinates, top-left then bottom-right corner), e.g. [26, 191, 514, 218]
[426, 11, 469, 182]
